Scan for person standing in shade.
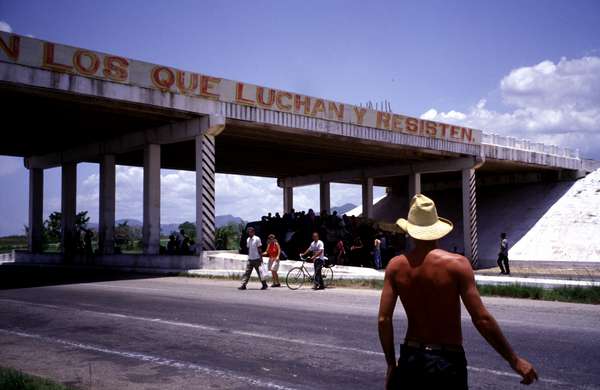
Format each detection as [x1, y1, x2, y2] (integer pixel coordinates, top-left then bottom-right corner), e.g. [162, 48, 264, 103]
[373, 235, 382, 270]
[301, 232, 326, 290]
[497, 232, 510, 275]
[239, 227, 268, 290]
[378, 194, 537, 389]
[263, 234, 282, 287]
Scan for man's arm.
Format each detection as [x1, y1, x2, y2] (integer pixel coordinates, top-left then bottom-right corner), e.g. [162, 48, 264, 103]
[378, 264, 398, 385]
[456, 257, 538, 385]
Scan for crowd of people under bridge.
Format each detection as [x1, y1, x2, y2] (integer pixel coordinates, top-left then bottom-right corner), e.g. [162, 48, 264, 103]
[242, 209, 408, 270]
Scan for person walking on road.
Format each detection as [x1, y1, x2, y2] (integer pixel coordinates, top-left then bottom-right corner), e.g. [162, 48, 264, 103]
[301, 232, 326, 290]
[239, 227, 268, 290]
[497, 232, 511, 275]
[378, 194, 537, 389]
[263, 234, 282, 287]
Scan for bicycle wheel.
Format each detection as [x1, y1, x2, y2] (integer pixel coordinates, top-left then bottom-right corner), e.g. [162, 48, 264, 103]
[286, 267, 306, 290]
[322, 267, 334, 287]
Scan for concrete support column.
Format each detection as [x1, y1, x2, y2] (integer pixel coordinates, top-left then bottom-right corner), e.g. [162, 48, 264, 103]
[408, 172, 421, 199]
[98, 154, 116, 255]
[319, 181, 331, 214]
[462, 168, 479, 267]
[61, 162, 77, 260]
[28, 168, 44, 253]
[362, 177, 374, 219]
[143, 144, 161, 255]
[283, 187, 293, 214]
[196, 134, 216, 253]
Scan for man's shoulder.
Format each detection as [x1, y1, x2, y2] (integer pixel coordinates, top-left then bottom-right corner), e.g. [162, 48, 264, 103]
[427, 249, 470, 268]
[386, 254, 408, 272]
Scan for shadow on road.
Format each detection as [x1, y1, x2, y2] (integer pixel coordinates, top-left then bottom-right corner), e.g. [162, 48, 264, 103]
[0, 264, 163, 290]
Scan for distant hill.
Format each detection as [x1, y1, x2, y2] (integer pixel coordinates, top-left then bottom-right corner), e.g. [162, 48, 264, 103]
[116, 219, 142, 227]
[87, 216, 245, 234]
[331, 203, 357, 215]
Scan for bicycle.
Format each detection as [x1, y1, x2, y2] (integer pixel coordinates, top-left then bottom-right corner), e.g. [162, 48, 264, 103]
[286, 255, 334, 290]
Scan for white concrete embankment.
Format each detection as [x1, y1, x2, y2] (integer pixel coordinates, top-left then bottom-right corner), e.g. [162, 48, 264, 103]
[343, 170, 600, 265]
[188, 252, 600, 288]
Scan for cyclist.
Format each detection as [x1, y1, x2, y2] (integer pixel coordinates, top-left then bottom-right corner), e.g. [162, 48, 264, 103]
[300, 232, 326, 290]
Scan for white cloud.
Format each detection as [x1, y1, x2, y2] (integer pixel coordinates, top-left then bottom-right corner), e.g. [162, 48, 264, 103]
[0, 21, 12, 33]
[421, 56, 600, 159]
[73, 167, 385, 224]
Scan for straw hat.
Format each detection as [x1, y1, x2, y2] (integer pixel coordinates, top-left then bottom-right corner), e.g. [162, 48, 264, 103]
[396, 194, 453, 240]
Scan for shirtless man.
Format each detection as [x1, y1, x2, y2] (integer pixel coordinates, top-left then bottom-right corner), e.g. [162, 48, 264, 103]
[378, 194, 537, 389]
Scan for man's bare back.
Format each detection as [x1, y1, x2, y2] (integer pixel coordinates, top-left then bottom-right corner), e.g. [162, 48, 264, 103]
[379, 241, 538, 388]
[389, 246, 465, 346]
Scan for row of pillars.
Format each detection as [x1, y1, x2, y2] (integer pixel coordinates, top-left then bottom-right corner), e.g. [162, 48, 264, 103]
[27, 134, 217, 257]
[281, 169, 479, 264]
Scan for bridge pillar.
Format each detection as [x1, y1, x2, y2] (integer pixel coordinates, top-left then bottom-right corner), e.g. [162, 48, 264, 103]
[98, 154, 116, 255]
[28, 168, 44, 253]
[61, 162, 77, 261]
[408, 173, 421, 199]
[362, 177, 374, 219]
[462, 168, 479, 267]
[143, 144, 161, 255]
[319, 181, 331, 214]
[196, 134, 217, 252]
[283, 187, 293, 214]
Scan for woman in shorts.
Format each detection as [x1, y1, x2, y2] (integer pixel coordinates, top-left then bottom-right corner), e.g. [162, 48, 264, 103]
[263, 234, 282, 287]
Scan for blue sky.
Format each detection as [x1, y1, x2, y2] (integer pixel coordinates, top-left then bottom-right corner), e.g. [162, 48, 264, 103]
[1, 0, 599, 235]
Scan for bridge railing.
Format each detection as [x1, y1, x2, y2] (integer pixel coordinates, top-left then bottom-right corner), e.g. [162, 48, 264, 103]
[482, 133, 580, 159]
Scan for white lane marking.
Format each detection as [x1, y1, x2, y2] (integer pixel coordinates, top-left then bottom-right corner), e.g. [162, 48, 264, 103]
[26, 282, 600, 333]
[0, 298, 575, 387]
[0, 328, 297, 390]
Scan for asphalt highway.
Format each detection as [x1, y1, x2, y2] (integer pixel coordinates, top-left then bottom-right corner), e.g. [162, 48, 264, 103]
[0, 275, 599, 389]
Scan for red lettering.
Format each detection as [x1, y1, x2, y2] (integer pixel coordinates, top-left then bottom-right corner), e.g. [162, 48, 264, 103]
[42, 43, 72, 72]
[176, 70, 198, 94]
[461, 127, 473, 142]
[391, 114, 404, 131]
[0, 35, 20, 61]
[353, 107, 367, 125]
[294, 95, 311, 114]
[276, 91, 292, 110]
[329, 102, 344, 121]
[103, 56, 129, 82]
[406, 118, 418, 133]
[377, 112, 391, 129]
[73, 50, 99, 76]
[311, 99, 326, 116]
[256, 87, 276, 107]
[439, 123, 449, 138]
[151, 66, 174, 91]
[235, 82, 255, 105]
[199, 76, 221, 99]
[425, 121, 437, 136]
[450, 126, 461, 139]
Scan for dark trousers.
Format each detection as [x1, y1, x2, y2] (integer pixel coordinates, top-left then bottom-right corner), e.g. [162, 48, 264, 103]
[390, 344, 468, 389]
[497, 253, 510, 274]
[241, 259, 264, 286]
[314, 258, 324, 288]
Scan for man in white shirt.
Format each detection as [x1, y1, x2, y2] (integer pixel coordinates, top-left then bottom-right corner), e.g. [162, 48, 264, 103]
[301, 232, 326, 290]
[239, 227, 268, 290]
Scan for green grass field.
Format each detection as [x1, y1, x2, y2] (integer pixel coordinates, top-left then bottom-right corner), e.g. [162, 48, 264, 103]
[0, 367, 73, 390]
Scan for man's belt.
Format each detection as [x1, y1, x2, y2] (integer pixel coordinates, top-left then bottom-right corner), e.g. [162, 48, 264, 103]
[403, 340, 464, 353]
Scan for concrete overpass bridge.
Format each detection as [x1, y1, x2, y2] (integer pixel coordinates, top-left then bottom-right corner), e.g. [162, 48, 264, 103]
[1, 32, 597, 268]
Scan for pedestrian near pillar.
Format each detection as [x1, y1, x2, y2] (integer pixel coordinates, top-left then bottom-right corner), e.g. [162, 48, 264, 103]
[497, 232, 510, 275]
[239, 227, 268, 290]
